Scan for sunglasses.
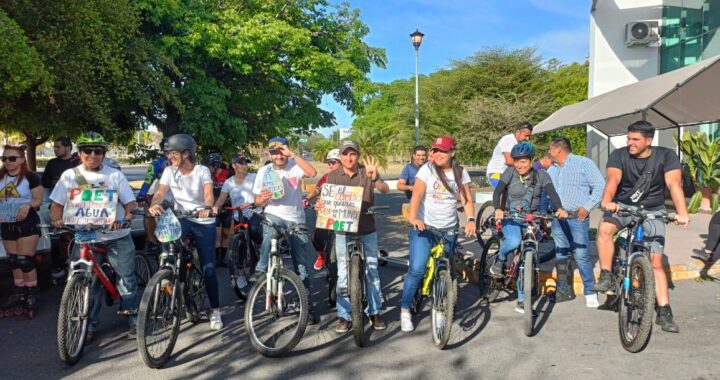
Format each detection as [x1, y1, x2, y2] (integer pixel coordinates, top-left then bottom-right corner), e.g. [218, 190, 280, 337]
[0, 156, 21, 163]
[81, 148, 105, 156]
[327, 160, 340, 165]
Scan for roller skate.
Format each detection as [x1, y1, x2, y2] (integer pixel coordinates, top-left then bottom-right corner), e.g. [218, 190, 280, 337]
[24, 287, 38, 319]
[0, 286, 26, 318]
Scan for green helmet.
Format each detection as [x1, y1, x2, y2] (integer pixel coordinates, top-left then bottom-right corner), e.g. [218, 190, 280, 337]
[77, 131, 108, 148]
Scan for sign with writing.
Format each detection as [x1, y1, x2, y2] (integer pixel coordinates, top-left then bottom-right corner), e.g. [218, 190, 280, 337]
[0, 202, 23, 223]
[155, 208, 182, 243]
[262, 169, 285, 200]
[315, 184, 363, 233]
[62, 188, 117, 226]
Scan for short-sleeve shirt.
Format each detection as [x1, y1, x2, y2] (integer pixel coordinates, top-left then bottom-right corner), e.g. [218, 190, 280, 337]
[222, 173, 256, 208]
[50, 166, 135, 242]
[252, 161, 306, 224]
[159, 165, 214, 224]
[487, 133, 517, 174]
[0, 173, 41, 209]
[415, 164, 471, 229]
[399, 163, 421, 199]
[42, 157, 75, 189]
[500, 167, 554, 212]
[325, 166, 376, 235]
[607, 146, 680, 208]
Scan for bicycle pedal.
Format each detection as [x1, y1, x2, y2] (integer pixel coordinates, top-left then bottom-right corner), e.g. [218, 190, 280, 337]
[116, 309, 137, 317]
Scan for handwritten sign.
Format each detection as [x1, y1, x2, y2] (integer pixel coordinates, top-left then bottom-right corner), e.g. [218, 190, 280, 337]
[261, 169, 285, 200]
[155, 208, 182, 243]
[315, 184, 363, 233]
[63, 188, 117, 226]
[0, 202, 23, 223]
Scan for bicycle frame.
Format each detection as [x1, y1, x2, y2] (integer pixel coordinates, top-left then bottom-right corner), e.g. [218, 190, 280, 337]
[613, 219, 652, 303]
[419, 229, 454, 297]
[71, 242, 121, 302]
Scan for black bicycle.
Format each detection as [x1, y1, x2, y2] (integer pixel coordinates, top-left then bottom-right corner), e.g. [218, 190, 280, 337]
[225, 204, 259, 301]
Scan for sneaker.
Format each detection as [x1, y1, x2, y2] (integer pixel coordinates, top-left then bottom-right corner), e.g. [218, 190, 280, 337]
[85, 330, 96, 344]
[335, 318, 351, 334]
[585, 293, 600, 308]
[515, 301, 538, 316]
[489, 259, 505, 278]
[400, 312, 414, 332]
[370, 314, 386, 331]
[308, 308, 319, 325]
[591, 270, 615, 294]
[655, 305, 679, 333]
[313, 254, 326, 271]
[210, 310, 224, 331]
[127, 325, 137, 339]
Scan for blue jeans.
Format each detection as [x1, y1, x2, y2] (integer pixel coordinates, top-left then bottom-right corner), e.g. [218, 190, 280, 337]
[401, 227, 457, 309]
[498, 220, 528, 301]
[552, 218, 596, 295]
[180, 219, 220, 308]
[335, 232, 382, 320]
[255, 213, 312, 289]
[72, 234, 138, 330]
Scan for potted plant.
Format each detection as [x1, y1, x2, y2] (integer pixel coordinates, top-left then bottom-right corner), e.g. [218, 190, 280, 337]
[675, 131, 720, 213]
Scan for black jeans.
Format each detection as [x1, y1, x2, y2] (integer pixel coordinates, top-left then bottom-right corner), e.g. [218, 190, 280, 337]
[706, 211, 720, 253]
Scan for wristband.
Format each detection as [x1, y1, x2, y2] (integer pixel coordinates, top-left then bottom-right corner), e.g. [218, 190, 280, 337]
[467, 217, 476, 222]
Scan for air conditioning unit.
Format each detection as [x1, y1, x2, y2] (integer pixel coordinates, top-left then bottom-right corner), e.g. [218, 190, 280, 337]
[625, 21, 660, 47]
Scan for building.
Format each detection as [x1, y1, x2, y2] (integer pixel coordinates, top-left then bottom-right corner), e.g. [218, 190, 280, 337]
[588, 0, 720, 169]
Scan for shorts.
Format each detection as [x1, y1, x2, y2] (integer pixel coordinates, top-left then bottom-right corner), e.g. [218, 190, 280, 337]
[488, 172, 502, 189]
[1, 208, 41, 241]
[602, 204, 666, 254]
[215, 211, 232, 228]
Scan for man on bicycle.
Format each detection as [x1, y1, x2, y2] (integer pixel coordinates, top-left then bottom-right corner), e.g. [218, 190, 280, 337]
[593, 120, 690, 333]
[323, 140, 390, 333]
[486, 122, 533, 189]
[136, 138, 169, 254]
[397, 145, 428, 200]
[49, 131, 139, 341]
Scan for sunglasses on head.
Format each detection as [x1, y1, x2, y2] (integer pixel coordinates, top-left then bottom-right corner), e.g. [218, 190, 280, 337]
[0, 156, 21, 163]
[81, 147, 105, 156]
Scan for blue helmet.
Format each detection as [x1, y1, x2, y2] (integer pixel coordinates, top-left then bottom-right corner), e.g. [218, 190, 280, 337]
[510, 142, 536, 159]
[203, 152, 222, 168]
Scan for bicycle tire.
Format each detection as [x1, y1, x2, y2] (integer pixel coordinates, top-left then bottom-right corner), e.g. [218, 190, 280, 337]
[618, 254, 655, 353]
[523, 249, 535, 336]
[57, 273, 90, 366]
[134, 253, 153, 289]
[349, 253, 365, 347]
[432, 269, 456, 349]
[137, 269, 181, 368]
[481, 236, 501, 303]
[245, 268, 309, 357]
[475, 201, 495, 243]
[229, 233, 249, 301]
[185, 265, 207, 324]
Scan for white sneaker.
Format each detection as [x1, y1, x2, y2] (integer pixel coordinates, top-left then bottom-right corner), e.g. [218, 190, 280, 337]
[585, 293, 600, 308]
[400, 311, 414, 332]
[210, 310, 224, 330]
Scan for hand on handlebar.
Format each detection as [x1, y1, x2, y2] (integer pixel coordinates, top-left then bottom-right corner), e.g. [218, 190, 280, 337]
[52, 218, 64, 228]
[409, 218, 426, 231]
[674, 213, 690, 227]
[148, 204, 164, 216]
[111, 219, 129, 230]
[198, 208, 211, 219]
[601, 201, 620, 213]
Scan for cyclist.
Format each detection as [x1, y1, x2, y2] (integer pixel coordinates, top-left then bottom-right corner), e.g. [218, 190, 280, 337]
[323, 140, 390, 333]
[252, 137, 318, 323]
[694, 210, 720, 262]
[49, 132, 138, 341]
[486, 122, 533, 189]
[397, 145, 428, 200]
[304, 148, 341, 270]
[401, 136, 475, 332]
[0, 145, 43, 316]
[135, 138, 169, 254]
[148, 133, 223, 330]
[204, 153, 231, 266]
[489, 141, 567, 313]
[593, 120, 690, 333]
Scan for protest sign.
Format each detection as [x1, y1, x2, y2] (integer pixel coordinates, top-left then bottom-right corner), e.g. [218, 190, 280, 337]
[155, 208, 182, 243]
[63, 188, 117, 225]
[0, 202, 23, 223]
[315, 184, 363, 233]
[261, 169, 285, 200]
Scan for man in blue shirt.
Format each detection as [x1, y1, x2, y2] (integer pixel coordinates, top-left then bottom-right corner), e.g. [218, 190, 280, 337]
[136, 138, 169, 252]
[397, 145, 427, 199]
[546, 137, 606, 307]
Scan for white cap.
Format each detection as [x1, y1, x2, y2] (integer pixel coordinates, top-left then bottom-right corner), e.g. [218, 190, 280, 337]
[326, 149, 340, 161]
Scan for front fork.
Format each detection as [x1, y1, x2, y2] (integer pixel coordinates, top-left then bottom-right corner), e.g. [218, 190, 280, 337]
[265, 238, 285, 312]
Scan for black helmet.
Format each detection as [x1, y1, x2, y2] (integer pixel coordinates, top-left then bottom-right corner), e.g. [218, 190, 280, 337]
[165, 134, 196, 155]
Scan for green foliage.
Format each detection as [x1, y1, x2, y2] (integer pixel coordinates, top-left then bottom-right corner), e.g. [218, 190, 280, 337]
[311, 138, 337, 161]
[675, 131, 720, 190]
[688, 190, 703, 213]
[712, 193, 719, 214]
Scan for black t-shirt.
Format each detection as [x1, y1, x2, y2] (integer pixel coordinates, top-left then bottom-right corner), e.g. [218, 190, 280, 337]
[42, 157, 76, 189]
[607, 146, 680, 208]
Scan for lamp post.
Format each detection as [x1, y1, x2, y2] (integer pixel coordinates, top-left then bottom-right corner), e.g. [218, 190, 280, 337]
[410, 29, 424, 146]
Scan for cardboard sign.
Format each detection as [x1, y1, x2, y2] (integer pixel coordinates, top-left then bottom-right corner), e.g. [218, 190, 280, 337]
[0, 202, 23, 223]
[261, 169, 285, 200]
[62, 188, 117, 226]
[155, 208, 182, 243]
[315, 184, 363, 233]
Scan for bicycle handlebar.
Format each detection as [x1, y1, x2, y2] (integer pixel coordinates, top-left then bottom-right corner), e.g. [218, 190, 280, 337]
[615, 206, 676, 223]
[37, 223, 125, 235]
[131, 207, 216, 219]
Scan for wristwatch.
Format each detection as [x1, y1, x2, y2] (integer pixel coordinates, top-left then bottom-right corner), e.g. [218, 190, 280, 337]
[467, 217, 476, 223]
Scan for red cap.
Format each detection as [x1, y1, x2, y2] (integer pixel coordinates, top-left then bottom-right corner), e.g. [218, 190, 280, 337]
[431, 136, 455, 152]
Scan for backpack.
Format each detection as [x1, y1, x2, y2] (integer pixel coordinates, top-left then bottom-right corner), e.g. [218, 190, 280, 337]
[507, 169, 541, 212]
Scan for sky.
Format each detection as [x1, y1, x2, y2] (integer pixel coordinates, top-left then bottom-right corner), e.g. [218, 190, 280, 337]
[319, 0, 591, 136]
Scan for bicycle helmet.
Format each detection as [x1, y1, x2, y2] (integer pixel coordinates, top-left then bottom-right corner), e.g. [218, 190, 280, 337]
[160, 137, 168, 151]
[103, 157, 121, 170]
[203, 152, 222, 168]
[77, 131, 108, 148]
[165, 134, 196, 155]
[510, 141, 536, 159]
[325, 149, 340, 161]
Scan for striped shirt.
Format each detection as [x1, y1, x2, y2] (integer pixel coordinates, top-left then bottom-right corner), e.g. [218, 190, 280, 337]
[547, 153, 605, 212]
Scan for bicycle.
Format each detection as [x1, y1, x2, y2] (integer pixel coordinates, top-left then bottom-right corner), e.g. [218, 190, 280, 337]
[408, 224, 458, 349]
[47, 222, 151, 366]
[604, 206, 676, 353]
[244, 213, 310, 357]
[224, 204, 258, 301]
[133, 207, 211, 368]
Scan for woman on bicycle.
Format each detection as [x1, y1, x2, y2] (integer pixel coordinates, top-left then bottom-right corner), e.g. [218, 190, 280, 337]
[0, 145, 43, 316]
[149, 134, 223, 330]
[401, 136, 476, 332]
[488, 141, 567, 313]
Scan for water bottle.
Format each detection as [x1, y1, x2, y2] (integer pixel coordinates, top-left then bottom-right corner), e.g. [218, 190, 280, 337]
[634, 224, 645, 242]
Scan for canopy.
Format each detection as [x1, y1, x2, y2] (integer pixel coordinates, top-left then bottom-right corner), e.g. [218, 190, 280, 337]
[534, 55, 720, 136]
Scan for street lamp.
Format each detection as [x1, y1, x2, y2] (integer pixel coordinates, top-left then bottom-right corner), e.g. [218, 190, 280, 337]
[410, 29, 424, 146]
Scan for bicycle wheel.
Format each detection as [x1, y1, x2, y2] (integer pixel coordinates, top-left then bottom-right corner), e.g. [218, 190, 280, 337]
[57, 273, 91, 366]
[228, 233, 249, 301]
[245, 268, 309, 357]
[480, 236, 501, 302]
[137, 269, 180, 368]
[349, 253, 365, 347]
[618, 255, 655, 353]
[134, 253, 153, 289]
[431, 269, 456, 349]
[185, 265, 207, 324]
[475, 201, 495, 243]
[523, 249, 535, 336]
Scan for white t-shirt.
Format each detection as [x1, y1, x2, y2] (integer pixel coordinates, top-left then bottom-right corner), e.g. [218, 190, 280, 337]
[486, 133, 517, 174]
[253, 161, 306, 224]
[416, 164, 471, 229]
[222, 173, 256, 208]
[159, 165, 214, 224]
[50, 166, 135, 242]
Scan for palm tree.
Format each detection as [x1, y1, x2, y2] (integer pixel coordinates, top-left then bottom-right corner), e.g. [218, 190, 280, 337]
[311, 139, 337, 161]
